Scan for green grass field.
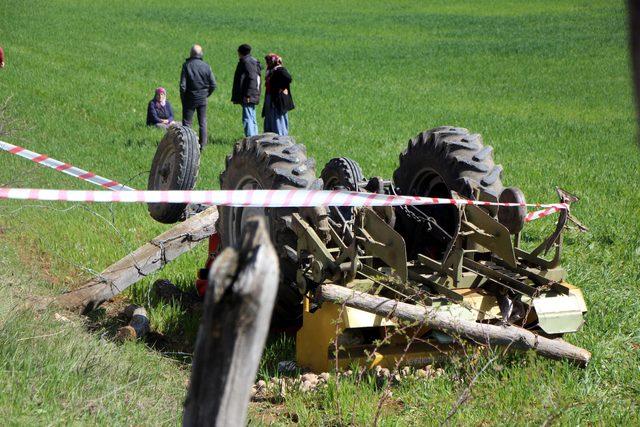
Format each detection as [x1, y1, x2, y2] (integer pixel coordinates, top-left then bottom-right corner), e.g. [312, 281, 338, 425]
[1, 0, 639, 424]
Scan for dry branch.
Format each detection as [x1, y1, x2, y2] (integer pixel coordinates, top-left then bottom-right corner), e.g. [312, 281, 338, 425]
[55, 207, 218, 313]
[317, 284, 591, 366]
[115, 305, 150, 342]
[183, 217, 279, 427]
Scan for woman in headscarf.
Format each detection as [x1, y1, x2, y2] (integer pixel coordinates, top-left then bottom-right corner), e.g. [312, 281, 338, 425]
[146, 87, 176, 129]
[262, 53, 295, 136]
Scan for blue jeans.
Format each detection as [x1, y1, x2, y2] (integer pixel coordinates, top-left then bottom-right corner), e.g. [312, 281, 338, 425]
[263, 95, 289, 136]
[242, 103, 258, 137]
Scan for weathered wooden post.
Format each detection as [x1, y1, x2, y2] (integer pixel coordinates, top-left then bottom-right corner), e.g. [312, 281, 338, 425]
[183, 217, 279, 427]
[55, 207, 218, 313]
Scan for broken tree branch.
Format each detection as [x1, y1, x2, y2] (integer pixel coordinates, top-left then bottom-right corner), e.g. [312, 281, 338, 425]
[55, 207, 218, 314]
[317, 284, 591, 367]
[115, 305, 150, 342]
[183, 217, 279, 427]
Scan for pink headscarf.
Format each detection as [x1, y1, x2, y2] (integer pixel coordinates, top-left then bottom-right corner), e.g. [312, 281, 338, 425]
[155, 87, 167, 106]
[265, 53, 282, 70]
[264, 54, 283, 93]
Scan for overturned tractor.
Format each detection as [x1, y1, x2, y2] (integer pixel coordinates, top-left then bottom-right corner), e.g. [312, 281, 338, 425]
[147, 125, 588, 371]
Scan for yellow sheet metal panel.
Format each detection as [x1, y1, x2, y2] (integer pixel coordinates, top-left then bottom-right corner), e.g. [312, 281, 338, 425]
[342, 307, 395, 328]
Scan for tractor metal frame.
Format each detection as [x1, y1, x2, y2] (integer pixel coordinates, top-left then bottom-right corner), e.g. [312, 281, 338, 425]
[292, 188, 587, 372]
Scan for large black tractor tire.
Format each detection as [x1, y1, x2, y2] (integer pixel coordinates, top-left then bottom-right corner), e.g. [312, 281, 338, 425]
[218, 133, 320, 328]
[393, 126, 504, 257]
[147, 126, 200, 224]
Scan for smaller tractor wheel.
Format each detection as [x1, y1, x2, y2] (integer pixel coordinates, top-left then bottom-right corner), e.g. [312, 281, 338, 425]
[498, 187, 527, 234]
[321, 157, 365, 191]
[321, 157, 365, 222]
[147, 126, 200, 224]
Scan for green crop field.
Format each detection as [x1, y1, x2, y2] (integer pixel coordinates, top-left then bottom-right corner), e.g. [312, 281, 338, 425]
[1, 0, 639, 424]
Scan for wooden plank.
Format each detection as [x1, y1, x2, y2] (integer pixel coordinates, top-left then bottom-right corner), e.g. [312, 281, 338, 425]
[183, 217, 278, 427]
[55, 207, 218, 314]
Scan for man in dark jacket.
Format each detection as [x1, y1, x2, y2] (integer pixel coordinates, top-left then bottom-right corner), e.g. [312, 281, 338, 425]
[231, 44, 262, 137]
[180, 44, 217, 148]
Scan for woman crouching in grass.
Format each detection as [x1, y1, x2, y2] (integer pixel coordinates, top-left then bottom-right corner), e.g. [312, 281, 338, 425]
[147, 87, 177, 129]
[262, 53, 294, 136]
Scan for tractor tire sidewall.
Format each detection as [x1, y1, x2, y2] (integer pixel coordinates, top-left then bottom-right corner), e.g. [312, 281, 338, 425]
[321, 157, 365, 191]
[147, 126, 200, 224]
[321, 157, 365, 222]
[393, 126, 504, 255]
[218, 134, 317, 328]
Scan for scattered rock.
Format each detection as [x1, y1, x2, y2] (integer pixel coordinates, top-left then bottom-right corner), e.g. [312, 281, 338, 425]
[299, 380, 313, 392]
[54, 313, 71, 323]
[301, 373, 318, 385]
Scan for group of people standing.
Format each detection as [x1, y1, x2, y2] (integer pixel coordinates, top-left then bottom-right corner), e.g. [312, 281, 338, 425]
[231, 44, 294, 138]
[146, 43, 295, 149]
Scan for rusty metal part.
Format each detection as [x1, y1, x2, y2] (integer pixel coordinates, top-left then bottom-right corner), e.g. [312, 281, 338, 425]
[498, 187, 527, 234]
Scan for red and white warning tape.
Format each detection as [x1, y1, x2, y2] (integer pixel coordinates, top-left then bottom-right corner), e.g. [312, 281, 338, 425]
[523, 205, 564, 222]
[0, 140, 134, 191]
[0, 187, 567, 222]
[0, 140, 567, 222]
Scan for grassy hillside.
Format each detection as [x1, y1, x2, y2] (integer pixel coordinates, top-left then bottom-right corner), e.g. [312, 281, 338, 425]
[0, 0, 638, 424]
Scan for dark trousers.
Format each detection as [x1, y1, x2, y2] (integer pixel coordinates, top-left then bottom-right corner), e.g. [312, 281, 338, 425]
[182, 103, 208, 148]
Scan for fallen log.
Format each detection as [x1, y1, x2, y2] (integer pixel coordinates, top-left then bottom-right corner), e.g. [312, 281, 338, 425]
[317, 284, 591, 367]
[115, 305, 150, 342]
[183, 217, 278, 427]
[55, 207, 218, 314]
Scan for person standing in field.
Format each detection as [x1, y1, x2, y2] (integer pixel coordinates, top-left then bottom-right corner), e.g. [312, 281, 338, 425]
[180, 44, 217, 149]
[231, 44, 262, 137]
[262, 53, 294, 136]
[146, 87, 177, 129]
[0, 46, 5, 68]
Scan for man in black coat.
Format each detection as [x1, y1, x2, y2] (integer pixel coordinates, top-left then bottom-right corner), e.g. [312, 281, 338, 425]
[231, 44, 262, 137]
[180, 44, 217, 148]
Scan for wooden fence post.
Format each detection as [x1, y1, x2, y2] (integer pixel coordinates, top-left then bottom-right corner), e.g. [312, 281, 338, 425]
[55, 207, 218, 313]
[183, 217, 279, 427]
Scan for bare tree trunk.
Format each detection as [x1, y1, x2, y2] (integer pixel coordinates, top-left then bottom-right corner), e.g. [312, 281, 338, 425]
[183, 217, 279, 427]
[317, 284, 591, 367]
[55, 207, 218, 313]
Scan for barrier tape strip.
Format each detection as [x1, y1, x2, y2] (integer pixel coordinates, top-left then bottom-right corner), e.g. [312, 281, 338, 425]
[0, 188, 567, 222]
[523, 205, 563, 222]
[0, 140, 134, 191]
[0, 140, 566, 222]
